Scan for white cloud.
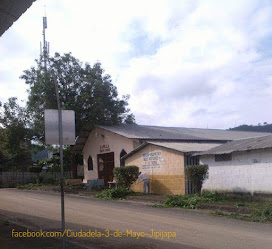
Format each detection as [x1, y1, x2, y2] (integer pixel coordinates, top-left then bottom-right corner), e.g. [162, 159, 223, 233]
[1, 0, 272, 128]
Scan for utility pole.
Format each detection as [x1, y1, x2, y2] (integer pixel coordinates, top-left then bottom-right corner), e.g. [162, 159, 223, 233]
[53, 73, 66, 249]
[41, 12, 65, 249]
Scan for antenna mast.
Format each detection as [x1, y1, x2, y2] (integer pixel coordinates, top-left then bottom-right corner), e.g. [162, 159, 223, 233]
[41, 8, 49, 69]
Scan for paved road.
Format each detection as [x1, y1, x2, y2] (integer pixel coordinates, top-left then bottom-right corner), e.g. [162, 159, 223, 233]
[0, 189, 272, 249]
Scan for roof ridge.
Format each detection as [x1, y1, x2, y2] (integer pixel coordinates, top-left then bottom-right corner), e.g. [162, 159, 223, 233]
[98, 124, 271, 134]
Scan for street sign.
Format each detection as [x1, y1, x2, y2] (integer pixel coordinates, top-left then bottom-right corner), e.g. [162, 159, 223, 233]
[45, 109, 75, 145]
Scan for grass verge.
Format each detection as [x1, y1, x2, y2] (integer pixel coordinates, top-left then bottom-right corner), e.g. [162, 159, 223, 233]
[163, 191, 272, 223]
[95, 187, 143, 200]
[164, 191, 230, 209]
[212, 205, 272, 223]
[16, 183, 54, 190]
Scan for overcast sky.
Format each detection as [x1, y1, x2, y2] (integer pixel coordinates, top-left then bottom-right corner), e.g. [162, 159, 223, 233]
[1, 0, 272, 129]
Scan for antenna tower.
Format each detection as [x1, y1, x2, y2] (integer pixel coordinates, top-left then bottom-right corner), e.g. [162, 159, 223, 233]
[40, 9, 49, 69]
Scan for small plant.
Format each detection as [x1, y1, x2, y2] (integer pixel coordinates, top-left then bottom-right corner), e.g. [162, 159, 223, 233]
[185, 164, 208, 195]
[212, 206, 272, 223]
[250, 206, 272, 222]
[236, 201, 245, 207]
[96, 187, 136, 200]
[150, 204, 165, 208]
[165, 195, 203, 209]
[164, 192, 230, 209]
[113, 166, 139, 189]
[201, 191, 230, 202]
[16, 183, 42, 190]
[35, 172, 56, 185]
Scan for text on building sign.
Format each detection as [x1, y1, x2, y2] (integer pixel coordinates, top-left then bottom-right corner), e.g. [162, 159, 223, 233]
[142, 151, 162, 170]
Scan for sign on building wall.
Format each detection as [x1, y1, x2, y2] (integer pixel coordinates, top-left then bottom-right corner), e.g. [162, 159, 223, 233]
[142, 151, 162, 170]
[100, 144, 110, 153]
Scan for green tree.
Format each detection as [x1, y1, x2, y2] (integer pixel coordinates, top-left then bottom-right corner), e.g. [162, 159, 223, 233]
[124, 113, 136, 124]
[185, 165, 209, 195]
[21, 52, 135, 177]
[21, 52, 135, 141]
[0, 98, 32, 171]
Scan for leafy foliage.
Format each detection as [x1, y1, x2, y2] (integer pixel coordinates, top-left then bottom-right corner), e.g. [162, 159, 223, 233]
[113, 166, 139, 189]
[252, 206, 272, 222]
[164, 191, 230, 209]
[28, 166, 42, 173]
[20, 52, 135, 141]
[214, 205, 272, 223]
[38, 147, 72, 173]
[230, 123, 272, 133]
[185, 164, 209, 195]
[35, 171, 57, 185]
[20, 52, 135, 177]
[96, 187, 137, 200]
[0, 98, 32, 171]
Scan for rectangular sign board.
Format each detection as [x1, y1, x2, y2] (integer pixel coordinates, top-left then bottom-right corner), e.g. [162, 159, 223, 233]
[45, 109, 75, 145]
[142, 151, 162, 170]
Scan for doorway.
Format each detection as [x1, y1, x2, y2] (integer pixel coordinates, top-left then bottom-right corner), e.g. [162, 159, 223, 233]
[97, 152, 114, 187]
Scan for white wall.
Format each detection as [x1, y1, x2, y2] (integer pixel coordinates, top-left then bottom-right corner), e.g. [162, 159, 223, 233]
[200, 148, 272, 194]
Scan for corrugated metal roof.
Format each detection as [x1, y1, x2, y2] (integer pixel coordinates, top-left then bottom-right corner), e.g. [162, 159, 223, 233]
[122, 141, 222, 160]
[99, 124, 269, 141]
[195, 135, 272, 156]
[148, 142, 221, 153]
[0, 0, 36, 36]
[74, 124, 271, 153]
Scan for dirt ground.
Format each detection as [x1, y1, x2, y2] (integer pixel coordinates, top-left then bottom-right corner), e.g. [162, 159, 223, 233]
[0, 215, 86, 249]
[1, 189, 272, 249]
[22, 185, 272, 216]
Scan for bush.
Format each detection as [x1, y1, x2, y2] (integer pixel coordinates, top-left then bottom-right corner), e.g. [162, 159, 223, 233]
[28, 166, 42, 173]
[251, 206, 272, 222]
[96, 187, 136, 200]
[113, 166, 139, 189]
[201, 191, 230, 202]
[165, 195, 203, 209]
[164, 191, 230, 209]
[8, 179, 16, 188]
[185, 164, 208, 195]
[35, 172, 56, 185]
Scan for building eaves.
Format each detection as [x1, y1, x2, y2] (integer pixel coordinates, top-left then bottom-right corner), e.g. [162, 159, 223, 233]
[122, 141, 222, 161]
[0, 0, 36, 37]
[194, 135, 272, 156]
[147, 142, 221, 153]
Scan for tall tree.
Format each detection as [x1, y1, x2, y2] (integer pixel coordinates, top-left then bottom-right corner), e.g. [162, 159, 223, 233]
[0, 98, 32, 171]
[20, 52, 135, 177]
[21, 52, 135, 141]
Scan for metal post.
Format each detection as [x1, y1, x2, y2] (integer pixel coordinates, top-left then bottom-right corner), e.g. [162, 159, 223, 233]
[53, 73, 65, 249]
